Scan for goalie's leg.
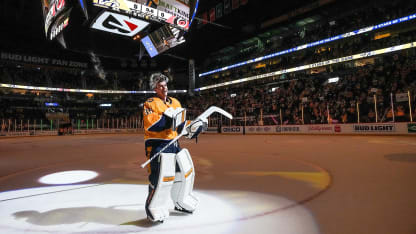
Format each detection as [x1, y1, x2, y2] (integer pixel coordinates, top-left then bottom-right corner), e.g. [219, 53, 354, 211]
[146, 152, 176, 222]
[171, 149, 199, 213]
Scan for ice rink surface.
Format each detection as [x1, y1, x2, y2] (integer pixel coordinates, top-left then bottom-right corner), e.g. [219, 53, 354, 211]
[0, 133, 415, 234]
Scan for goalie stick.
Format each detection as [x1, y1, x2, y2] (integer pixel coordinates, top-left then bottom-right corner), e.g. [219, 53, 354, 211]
[141, 106, 232, 168]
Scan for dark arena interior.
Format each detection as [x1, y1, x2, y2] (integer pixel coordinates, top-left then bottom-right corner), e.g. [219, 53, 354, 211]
[1, 0, 416, 233]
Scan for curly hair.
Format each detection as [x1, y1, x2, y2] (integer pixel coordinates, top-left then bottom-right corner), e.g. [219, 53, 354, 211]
[149, 73, 169, 89]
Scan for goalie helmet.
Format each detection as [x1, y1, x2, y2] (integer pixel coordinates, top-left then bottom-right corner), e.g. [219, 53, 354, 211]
[149, 73, 169, 89]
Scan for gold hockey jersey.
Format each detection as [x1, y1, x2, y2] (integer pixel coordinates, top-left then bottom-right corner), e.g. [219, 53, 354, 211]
[143, 96, 182, 141]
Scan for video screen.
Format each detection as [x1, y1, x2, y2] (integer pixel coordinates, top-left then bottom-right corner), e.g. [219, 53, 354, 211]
[92, 0, 194, 31]
[141, 24, 185, 57]
[41, 0, 70, 36]
[49, 9, 71, 40]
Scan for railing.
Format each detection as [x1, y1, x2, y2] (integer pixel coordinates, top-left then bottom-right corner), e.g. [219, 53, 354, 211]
[1, 90, 414, 137]
[0, 117, 144, 136]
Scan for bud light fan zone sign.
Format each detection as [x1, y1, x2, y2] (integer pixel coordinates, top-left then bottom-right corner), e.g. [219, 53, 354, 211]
[91, 11, 150, 36]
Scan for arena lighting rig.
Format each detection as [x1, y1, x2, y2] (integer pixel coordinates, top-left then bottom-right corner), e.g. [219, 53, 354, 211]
[194, 41, 416, 91]
[198, 13, 416, 77]
[41, 0, 199, 58]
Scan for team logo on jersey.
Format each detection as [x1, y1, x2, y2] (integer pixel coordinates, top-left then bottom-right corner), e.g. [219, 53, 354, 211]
[91, 11, 149, 36]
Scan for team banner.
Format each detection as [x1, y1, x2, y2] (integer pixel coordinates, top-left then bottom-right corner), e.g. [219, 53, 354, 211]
[216, 3, 223, 19]
[209, 8, 216, 22]
[224, 0, 231, 14]
[92, 0, 190, 31]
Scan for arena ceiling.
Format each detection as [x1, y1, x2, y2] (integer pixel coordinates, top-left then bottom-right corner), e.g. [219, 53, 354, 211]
[0, 0, 369, 72]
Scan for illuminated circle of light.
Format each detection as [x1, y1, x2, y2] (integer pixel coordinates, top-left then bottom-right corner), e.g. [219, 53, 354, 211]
[38, 170, 98, 185]
[0, 184, 319, 234]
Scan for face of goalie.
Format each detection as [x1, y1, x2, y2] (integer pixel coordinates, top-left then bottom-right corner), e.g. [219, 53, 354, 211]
[155, 80, 168, 102]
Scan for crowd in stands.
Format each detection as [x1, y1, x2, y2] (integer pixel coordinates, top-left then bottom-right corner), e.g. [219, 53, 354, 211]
[200, 28, 416, 87]
[203, 0, 416, 73]
[1, 49, 415, 127]
[0, 61, 187, 91]
[185, 50, 416, 125]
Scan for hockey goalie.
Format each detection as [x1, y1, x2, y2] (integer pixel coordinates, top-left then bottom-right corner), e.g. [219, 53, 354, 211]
[142, 73, 232, 222]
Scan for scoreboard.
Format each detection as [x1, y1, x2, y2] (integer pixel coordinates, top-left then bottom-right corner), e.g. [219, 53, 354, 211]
[40, 0, 199, 58]
[92, 0, 190, 31]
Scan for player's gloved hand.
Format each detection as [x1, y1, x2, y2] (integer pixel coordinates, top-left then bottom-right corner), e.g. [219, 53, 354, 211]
[185, 120, 208, 139]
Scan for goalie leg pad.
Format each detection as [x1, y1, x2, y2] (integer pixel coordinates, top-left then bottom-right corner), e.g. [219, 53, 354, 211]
[146, 153, 176, 222]
[171, 149, 199, 212]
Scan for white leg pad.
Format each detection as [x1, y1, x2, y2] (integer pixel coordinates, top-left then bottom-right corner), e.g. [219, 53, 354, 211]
[148, 153, 176, 222]
[171, 149, 199, 212]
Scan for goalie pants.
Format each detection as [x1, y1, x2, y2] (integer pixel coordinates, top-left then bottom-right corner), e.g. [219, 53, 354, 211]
[145, 139, 180, 186]
[144, 139, 180, 219]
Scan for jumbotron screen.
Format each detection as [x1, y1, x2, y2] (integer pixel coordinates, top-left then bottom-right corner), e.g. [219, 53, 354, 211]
[41, 0, 199, 58]
[92, 0, 192, 31]
[41, 0, 71, 38]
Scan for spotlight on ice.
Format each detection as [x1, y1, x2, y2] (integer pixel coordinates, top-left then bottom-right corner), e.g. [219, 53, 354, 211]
[38, 170, 98, 185]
